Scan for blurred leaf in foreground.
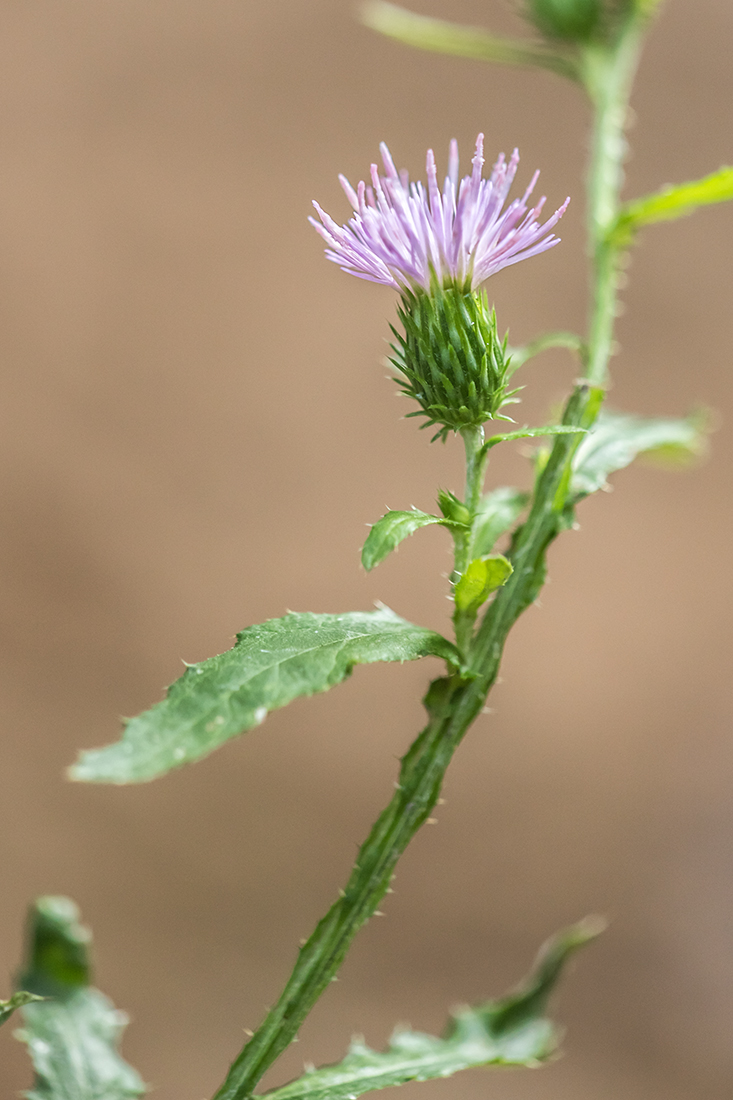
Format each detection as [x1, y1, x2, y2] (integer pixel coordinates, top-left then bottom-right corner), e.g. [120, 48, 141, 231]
[571, 408, 707, 499]
[15, 896, 145, 1100]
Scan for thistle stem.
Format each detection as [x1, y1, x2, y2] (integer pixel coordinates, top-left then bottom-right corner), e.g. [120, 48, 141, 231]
[452, 425, 488, 656]
[211, 16, 647, 1100]
[583, 19, 645, 387]
[452, 425, 487, 575]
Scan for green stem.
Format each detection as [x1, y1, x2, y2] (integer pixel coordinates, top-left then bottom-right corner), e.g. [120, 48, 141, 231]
[452, 425, 488, 656]
[212, 673, 487, 1100]
[211, 17, 647, 1100]
[452, 426, 486, 574]
[582, 21, 645, 386]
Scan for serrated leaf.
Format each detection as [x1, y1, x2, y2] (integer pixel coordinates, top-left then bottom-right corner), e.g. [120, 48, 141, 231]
[571, 409, 706, 498]
[471, 488, 529, 558]
[15, 897, 145, 1100]
[0, 991, 42, 1027]
[362, 510, 463, 572]
[610, 167, 733, 247]
[454, 555, 513, 615]
[262, 918, 604, 1100]
[71, 608, 460, 784]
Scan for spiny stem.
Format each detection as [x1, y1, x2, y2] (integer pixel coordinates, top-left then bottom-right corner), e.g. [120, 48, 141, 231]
[211, 673, 488, 1100]
[583, 19, 645, 387]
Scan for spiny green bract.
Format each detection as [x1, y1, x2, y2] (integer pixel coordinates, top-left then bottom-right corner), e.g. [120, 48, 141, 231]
[390, 284, 518, 442]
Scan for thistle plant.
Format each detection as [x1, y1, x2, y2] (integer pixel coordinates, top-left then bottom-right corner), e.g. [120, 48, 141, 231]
[3, 1, 733, 1098]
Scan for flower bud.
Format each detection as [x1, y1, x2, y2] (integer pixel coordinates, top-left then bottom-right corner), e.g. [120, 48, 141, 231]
[437, 489, 471, 527]
[390, 284, 516, 442]
[527, 0, 603, 40]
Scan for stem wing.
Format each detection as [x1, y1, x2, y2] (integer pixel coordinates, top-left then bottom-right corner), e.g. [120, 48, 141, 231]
[70, 608, 459, 784]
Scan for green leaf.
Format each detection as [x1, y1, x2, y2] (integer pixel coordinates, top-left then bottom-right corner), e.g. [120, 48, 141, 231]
[454, 555, 513, 615]
[471, 488, 529, 558]
[571, 408, 707, 498]
[15, 897, 145, 1100]
[506, 331, 585, 376]
[610, 167, 733, 247]
[362, 509, 463, 572]
[70, 608, 460, 784]
[483, 424, 587, 452]
[262, 918, 604, 1100]
[0, 991, 42, 1027]
[360, 1, 581, 80]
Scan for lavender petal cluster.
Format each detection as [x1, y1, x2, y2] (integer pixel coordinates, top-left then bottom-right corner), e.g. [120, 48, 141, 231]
[310, 134, 570, 293]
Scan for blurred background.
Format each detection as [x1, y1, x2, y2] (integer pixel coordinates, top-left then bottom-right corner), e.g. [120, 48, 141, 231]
[0, 1, 731, 1097]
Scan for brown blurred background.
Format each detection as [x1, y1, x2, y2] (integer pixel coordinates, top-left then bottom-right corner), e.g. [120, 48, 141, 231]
[0, 0, 731, 1096]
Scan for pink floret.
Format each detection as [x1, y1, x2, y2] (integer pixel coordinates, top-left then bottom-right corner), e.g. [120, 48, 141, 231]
[310, 134, 569, 292]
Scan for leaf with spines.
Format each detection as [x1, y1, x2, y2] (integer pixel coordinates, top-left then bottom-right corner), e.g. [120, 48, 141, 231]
[454, 555, 513, 615]
[70, 608, 460, 784]
[609, 167, 733, 247]
[0, 991, 42, 1027]
[261, 918, 604, 1100]
[571, 408, 707, 498]
[362, 509, 465, 572]
[15, 897, 145, 1100]
[471, 487, 529, 558]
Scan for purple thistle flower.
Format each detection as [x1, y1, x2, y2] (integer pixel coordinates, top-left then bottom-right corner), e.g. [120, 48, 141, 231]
[310, 134, 569, 293]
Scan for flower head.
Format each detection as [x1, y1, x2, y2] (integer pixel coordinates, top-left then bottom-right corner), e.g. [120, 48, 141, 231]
[310, 134, 569, 293]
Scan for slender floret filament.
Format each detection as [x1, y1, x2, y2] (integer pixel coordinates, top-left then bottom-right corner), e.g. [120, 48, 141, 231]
[311, 134, 569, 292]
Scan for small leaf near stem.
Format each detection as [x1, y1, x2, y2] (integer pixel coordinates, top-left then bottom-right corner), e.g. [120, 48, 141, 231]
[506, 331, 586, 376]
[454, 556, 513, 617]
[608, 166, 733, 248]
[362, 510, 466, 572]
